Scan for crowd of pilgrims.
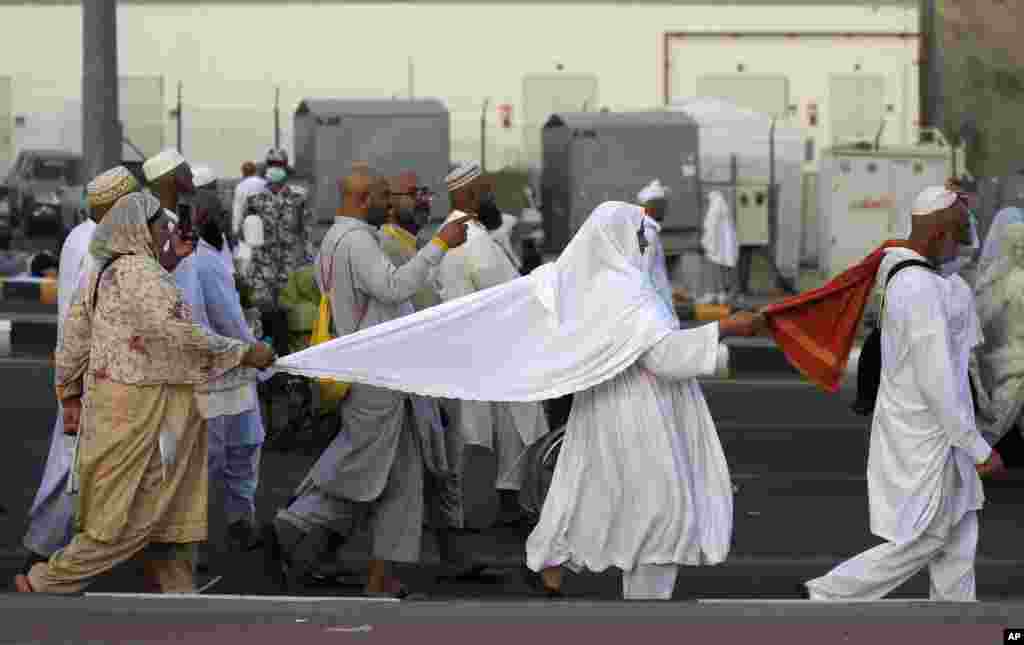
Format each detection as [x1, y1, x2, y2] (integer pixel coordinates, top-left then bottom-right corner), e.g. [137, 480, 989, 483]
[10, 146, 1019, 601]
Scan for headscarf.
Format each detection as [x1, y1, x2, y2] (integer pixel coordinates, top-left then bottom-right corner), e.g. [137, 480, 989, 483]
[89, 192, 162, 264]
[275, 201, 680, 401]
[976, 222, 1024, 326]
[979, 206, 1024, 270]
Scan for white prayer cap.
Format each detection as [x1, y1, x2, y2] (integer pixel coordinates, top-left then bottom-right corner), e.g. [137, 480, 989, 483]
[86, 166, 138, 208]
[445, 161, 482, 193]
[638, 179, 670, 204]
[143, 148, 187, 182]
[191, 165, 217, 188]
[911, 186, 959, 217]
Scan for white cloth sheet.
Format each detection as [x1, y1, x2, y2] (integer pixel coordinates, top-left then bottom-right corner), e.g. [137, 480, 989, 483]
[275, 202, 680, 403]
[434, 211, 549, 487]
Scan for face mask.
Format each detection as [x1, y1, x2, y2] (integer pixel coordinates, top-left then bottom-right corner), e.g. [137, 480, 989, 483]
[266, 167, 288, 184]
[478, 194, 503, 231]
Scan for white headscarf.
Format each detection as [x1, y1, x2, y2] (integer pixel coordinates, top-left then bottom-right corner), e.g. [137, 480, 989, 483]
[979, 206, 1024, 267]
[275, 202, 679, 401]
[976, 222, 1024, 327]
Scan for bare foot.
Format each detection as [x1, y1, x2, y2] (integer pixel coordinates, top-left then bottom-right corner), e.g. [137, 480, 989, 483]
[14, 574, 34, 593]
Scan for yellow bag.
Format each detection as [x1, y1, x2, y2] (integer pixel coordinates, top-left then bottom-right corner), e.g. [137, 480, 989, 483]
[310, 294, 351, 407]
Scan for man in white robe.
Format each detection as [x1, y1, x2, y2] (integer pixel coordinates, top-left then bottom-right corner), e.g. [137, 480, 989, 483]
[21, 166, 139, 572]
[435, 161, 551, 528]
[191, 165, 236, 276]
[637, 179, 687, 309]
[264, 168, 472, 597]
[803, 186, 1004, 601]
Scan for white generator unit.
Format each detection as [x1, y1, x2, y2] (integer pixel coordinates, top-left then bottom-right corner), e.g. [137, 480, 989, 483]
[818, 143, 953, 278]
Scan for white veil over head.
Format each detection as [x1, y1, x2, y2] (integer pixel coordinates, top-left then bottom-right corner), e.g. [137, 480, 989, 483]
[978, 206, 1024, 272]
[275, 201, 680, 401]
[976, 221, 1024, 316]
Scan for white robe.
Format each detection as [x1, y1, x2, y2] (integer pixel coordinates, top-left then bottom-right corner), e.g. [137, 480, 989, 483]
[24, 218, 96, 555]
[526, 322, 733, 573]
[701, 192, 738, 269]
[435, 212, 549, 490]
[869, 248, 989, 545]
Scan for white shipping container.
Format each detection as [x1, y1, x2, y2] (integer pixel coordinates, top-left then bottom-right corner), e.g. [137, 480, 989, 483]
[818, 144, 952, 278]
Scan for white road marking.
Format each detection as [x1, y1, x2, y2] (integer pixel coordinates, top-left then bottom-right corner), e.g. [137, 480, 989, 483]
[83, 593, 399, 603]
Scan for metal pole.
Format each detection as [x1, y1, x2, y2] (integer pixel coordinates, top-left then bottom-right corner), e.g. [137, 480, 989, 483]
[82, 0, 121, 180]
[920, 0, 944, 137]
[176, 81, 183, 154]
[481, 98, 490, 172]
[274, 86, 280, 150]
[408, 57, 414, 99]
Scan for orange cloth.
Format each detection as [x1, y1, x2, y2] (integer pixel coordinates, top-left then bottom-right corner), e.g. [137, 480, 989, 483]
[761, 240, 910, 393]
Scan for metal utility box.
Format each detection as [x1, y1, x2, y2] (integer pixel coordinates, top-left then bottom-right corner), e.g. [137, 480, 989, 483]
[818, 143, 952, 278]
[294, 99, 451, 241]
[540, 111, 701, 256]
[734, 181, 772, 246]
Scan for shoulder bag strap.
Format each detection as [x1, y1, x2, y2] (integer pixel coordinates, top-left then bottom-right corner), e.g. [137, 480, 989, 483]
[880, 259, 936, 326]
[91, 254, 130, 313]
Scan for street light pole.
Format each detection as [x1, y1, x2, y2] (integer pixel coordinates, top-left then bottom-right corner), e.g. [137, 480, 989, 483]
[176, 81, 183, 154]
[919, 0, 944, 138]
[82, 0, 121, 179]
[274, 86, 280, 150]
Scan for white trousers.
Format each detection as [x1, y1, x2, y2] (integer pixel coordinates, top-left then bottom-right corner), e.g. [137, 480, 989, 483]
[805, 510, 978, 601]
[621, 563, 679, 600]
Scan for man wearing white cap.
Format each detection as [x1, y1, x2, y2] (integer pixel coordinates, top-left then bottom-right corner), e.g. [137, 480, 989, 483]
[191, 165, 236, 276]
[143, 148, 195, 272]
[435, 161, 551, 530]
[21, 166, 138, 575]
[637, 179, 681, 310]
[802, 186, 1004, 602]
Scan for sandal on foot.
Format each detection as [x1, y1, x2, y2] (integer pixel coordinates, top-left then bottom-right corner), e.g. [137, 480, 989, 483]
[520, 567, 563, 598]
[262, 523, 291, 593]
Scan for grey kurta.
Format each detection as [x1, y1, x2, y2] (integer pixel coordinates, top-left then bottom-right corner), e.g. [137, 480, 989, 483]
[306, 217, 445, 502]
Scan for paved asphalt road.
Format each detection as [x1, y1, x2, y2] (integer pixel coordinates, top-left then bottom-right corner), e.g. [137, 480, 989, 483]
[1, 357, 1023, 640]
